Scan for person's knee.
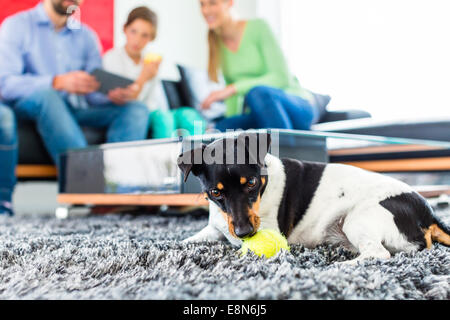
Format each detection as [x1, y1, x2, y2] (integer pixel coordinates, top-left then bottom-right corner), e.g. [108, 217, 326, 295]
[122, 101, 150, 133]
[32, 88, 61, 103]
[244, 86, 275, 111]
[246, 86, 273, 101]
[29, 89, 66, 117]
[124, 101, 150, 118]
[0, 106, 16, 144]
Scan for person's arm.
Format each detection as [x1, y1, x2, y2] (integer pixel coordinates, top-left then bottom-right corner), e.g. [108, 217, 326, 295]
[133, 60, 161, 97]
[232, 19, 291, 95]
[102, 48, 160, 105]
[0, 16, 54, 102]
[83, 28, 111, 106]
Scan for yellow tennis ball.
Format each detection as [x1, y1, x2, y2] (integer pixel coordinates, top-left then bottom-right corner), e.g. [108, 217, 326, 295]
[144, 53, 162, 64]
[240, 229, 290, 258]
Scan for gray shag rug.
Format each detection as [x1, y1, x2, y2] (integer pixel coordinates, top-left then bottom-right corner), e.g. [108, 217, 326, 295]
[0, 206, 449, 300]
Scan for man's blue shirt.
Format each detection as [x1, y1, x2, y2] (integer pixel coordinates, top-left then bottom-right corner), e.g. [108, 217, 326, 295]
[0, 3, 108, 106]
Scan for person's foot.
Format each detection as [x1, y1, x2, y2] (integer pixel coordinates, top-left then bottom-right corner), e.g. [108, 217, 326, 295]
[0, 201, 14, 216]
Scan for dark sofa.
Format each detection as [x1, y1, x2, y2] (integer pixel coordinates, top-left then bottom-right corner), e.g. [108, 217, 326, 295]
[17, 65, 372, 169]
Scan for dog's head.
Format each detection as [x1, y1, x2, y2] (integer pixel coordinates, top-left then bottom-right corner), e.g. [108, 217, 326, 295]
[178, 132, 271, 239]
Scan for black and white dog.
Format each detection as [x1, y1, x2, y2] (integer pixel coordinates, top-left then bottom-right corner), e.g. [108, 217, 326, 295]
[178, 132, 450, 264]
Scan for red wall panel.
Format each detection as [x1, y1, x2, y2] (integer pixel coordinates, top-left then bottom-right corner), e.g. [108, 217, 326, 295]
[80, 0, 114, 53]
[0, 0, 114, 53]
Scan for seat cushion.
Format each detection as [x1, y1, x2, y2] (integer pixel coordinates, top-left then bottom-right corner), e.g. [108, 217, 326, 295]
[18, 121, 106, 165]
[309, 91, 332, 122]
[318, 109, 371, 123]
[312, 117, 450, 142]
[177, 65, 226, 121]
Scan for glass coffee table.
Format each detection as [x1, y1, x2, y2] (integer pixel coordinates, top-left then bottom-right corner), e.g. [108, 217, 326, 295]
[56, 129, 450, 216]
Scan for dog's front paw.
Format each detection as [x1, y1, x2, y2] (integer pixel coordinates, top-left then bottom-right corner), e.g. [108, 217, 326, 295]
[335, 259, 361, 266]
[182, 225, 225, 243]
[182, 234, 203, 243]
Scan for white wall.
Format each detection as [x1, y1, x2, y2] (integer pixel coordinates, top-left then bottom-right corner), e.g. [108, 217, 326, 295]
[113, 0, 263, 79]
[279, 0, 450, 121]
[115, 1, 450, 122]
[114, 0, 207, 79]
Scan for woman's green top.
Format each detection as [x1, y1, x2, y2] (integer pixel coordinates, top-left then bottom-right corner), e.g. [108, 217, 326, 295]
[219, 18, 314, 117]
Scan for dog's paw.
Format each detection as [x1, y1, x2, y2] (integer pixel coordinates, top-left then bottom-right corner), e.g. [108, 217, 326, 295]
[182, 236, 199, 243]
[182, 225, 225, 244]
[335, 258, 361, 266]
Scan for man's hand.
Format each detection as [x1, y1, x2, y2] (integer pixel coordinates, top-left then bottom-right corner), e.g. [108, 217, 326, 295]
[53, 71, 100, 95]
[107, 83, 141, 105]
[201, 85, 237, 110]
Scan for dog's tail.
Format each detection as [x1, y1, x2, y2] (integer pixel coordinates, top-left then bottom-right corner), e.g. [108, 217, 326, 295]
[425, 214, 450, 248]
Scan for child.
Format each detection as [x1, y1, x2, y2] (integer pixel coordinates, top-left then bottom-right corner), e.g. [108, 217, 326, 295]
[103, 6, 205, 138]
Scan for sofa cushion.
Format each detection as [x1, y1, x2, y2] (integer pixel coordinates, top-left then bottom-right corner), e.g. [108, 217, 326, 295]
[312, 117, 450, 142]
[307, 90, 331, 123]
[161, 80, 184, 110]
[177, 65, 226, 121]
[318, 109, 371, 123]
[161, 65, 199, 110]
[18, 120, 106, 165]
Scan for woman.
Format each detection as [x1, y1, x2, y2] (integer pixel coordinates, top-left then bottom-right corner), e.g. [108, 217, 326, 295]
[200, 0, 318, 131]
[103, 6, 205, 139]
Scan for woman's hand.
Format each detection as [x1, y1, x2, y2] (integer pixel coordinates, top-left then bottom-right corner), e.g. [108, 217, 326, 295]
[201, 85, 237, 110]
[108, 83, 140, 105]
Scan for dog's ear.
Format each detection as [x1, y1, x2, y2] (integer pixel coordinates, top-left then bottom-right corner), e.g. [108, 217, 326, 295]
[237, 132, 271, 166]
[177, 144, 207, 182]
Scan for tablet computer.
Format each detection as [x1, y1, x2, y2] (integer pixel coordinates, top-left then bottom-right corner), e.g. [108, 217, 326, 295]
[91, 68, 134, 94]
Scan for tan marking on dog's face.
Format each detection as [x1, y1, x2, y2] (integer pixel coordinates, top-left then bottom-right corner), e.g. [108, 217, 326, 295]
[217, 208, 237, 238]
[219, 208, 227, 221]
[227, 216, 238, 238]
[218, 195, 262, 239]
[217, 182, 224, 190]
[430, 224, 450, 246]
[261, 177, 266, 186]
[219, 209, 237, 238]
[248, 195, 261, 232]
[240, 177, 247, 185]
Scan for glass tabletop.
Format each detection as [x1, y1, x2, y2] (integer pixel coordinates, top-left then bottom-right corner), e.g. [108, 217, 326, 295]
[183, 128, 450, 148]
[60, 128, 450, 197]
[81, 128, 450, 152]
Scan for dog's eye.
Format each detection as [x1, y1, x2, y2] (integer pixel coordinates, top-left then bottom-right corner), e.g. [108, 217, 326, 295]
[210, 189, 222, 198]
[247, 177, 257, 188]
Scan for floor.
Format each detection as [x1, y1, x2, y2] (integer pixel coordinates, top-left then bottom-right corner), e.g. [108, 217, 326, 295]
[4, 181, 448, 300]
[0, 207, 448, 299]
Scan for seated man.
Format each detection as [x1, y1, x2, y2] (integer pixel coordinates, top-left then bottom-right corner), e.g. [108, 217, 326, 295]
[0, 104, 17, 216]
[0, 0, 150, 174]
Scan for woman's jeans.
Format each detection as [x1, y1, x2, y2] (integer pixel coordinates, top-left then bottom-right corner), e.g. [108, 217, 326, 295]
[0, 104, 17, 202]
[215, 86, 318, 132]
[0, 89, 150, 202]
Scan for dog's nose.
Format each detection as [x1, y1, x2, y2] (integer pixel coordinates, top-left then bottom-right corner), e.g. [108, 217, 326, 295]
[234, 224, 254, 238]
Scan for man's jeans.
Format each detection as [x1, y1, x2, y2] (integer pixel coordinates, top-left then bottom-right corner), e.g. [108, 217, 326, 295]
[0, 89, 150, 202]
[0, 104, 17, 202]
[14, 89, 150, 167]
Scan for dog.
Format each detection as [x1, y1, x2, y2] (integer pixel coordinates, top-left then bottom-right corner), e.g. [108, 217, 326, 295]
[177, 132, 450, 264]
